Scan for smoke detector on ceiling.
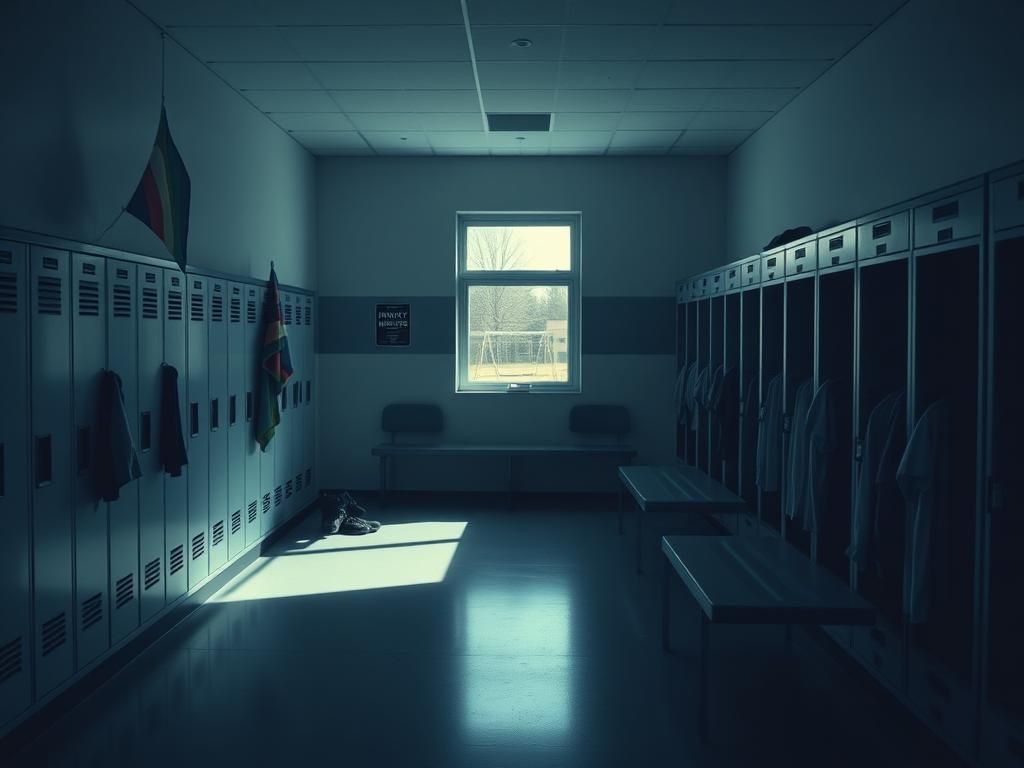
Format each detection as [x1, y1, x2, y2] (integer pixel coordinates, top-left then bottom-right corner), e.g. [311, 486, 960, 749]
[510, 38, 533, 48]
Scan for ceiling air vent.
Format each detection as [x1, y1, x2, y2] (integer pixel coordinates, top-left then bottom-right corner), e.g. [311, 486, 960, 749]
[487, 113, 551, 132]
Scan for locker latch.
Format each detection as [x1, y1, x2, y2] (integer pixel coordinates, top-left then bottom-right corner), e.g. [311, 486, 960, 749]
[854, 437, 864, 462]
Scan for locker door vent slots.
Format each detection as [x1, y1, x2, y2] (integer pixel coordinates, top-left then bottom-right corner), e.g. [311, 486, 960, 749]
[40, 613, 67, 656]
[0, 637, 23, 685]
[169, 544, 185, 575]
[285, 480, 293, 499]
[168, 291, 183, 320]
[248, 500, 258, 524]
[230, 296, 241, 323]
[231, 509, 242, 535]
[295, 472, 303, 493]
[262, 493, 271, 515]
[78, 280, 99, 316]
[284, 303, 292, 325]
[274, 486, 282, 507]
[81, 593, 103, 631]
[211, 293, 224, 322]
[115, 573, 135, 609]
[305, 305, 311, 325]
[191, 532, 205, 560]
[305, 468, 312, 488]
[0, 271, 16, 313]
[142, 287, 159, 319]
[37, 276, 62, 315]
[212, 520, 225, 547]
[190, 292, 204, 321]
[144, 558, 161, 591]
[247, 300, 257, 324]
[113, 284, 132, 318]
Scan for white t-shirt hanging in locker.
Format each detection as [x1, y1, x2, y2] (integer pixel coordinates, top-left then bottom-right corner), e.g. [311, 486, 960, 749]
[897, 400, 952, 625]
[784, 379, 816, 522]
[848, 391, 901, 571]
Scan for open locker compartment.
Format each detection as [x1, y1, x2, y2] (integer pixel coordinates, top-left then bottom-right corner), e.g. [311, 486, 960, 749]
[675, 284, 687, 463]
[851, 254, 910, 696]
[723, 288, 741, 496]
[758, 281, 784, 535]
[684, 298, 698, 465]
[695, 294, 711, 474]
[738, 276, 761, 534]
[709, 291, 725, 483]
[816, 265, 855, 585]
[782, 273, 815, 556]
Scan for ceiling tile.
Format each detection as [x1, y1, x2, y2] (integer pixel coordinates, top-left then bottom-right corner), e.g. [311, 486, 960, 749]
[466, 0, 565, 25]
[488, 132, 551, 149]
[688, 111, 773, 130]
[669, 146, 731, 156]
[471, 26, 564, 62]
[703, 88, 800, 111]
[211, 62, 321, 90]
[171, 26, 296, 62]
[280, 25, 468, 62]
[482, 90, 556, 112]
[346, 112, 424, 131]
[675, 128, 752, 148]
[314, 148, 376, 156]
[289, 130, 370, 150]
[417, 113, 486, 131]
[133, 0, 267, 26]
[309, 61, 476, 90]
[610, 130, 681, 148]
[638, 59, 830, 88]
[652, 24, 870, 61]
[244, 90, 339, 112]
[548, 131, 613, 149]
[268, 113, 354, 131]
[555, 90, 633, 112]
[362, 131, 433, 151]
[330, 90, 480, 112]
[551, 113, 621, 131]
[477, 61, 559, 90]
[561, 26, 658, 61]
[628, 89, 714, 111]
[607, 146, 669, 155]
[558, 61, 644, 89]
[629, 88, 799, 112]
[565, 0, 674, 24]
[252, 0, 464, 25]
[427, 132, 491, 149]
[618, 111, 697, 130]
[666, 0, 904, 25]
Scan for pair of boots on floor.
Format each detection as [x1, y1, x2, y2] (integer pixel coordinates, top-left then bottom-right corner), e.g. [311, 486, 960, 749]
[320, 491, 381, 536]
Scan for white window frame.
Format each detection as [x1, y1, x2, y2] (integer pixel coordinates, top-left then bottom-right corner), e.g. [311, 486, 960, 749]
[456, 212, 582, 394]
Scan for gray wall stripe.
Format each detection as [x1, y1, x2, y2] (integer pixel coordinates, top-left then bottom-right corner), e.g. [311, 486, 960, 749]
[317, 296, 675, 355]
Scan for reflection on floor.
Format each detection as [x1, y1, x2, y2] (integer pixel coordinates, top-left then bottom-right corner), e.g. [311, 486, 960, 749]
[12, 498, 965, 768]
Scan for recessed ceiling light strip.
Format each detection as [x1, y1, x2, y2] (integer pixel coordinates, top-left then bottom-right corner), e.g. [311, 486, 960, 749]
[459, 0, 490, 133]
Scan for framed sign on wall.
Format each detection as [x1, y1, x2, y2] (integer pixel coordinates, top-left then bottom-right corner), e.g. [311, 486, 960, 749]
[376, 303, 410, 346]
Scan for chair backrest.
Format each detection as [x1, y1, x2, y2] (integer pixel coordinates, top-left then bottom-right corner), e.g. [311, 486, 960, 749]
[381, 403, 444, 441]
[569, 404, 630, 440]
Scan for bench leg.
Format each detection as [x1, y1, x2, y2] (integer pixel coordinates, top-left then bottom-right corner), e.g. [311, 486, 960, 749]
[699, 609, 710, 745]
[378, 456, 388, 508]
[661, 556, 671, 652]
[617, 486, 624, 535]
[635, 505, 644, 575]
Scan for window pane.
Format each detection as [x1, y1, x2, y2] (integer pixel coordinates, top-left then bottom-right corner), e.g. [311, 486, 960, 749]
[467, 285, 569, 384]
[466, 226, 571, 271]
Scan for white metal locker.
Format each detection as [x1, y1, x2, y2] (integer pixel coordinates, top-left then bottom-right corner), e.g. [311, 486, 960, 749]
[107, 261, 141, 644]
[0, 241, 32, 726]
[207, 280, 228, 572]
[30, 245, 74, 697]
[138, 266, 165, 622]
[297, 294, 312, 509]
[243, 286, 261, 546]
[226, 283, 245, 560]
[275, 291, 294, 528]
[259, 287, 276, 537]
[287, 291, 303, 514]
[187, 277, 209, 588]
[304, 295, 315, 507]
[71, 253, 109, 669]
[163, 272, 188, 601]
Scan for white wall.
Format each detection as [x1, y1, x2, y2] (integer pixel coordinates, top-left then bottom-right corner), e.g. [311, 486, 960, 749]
[317, 156, 727, 492]
[0, 0, 316, 287]
[727, 0, 1024, 261]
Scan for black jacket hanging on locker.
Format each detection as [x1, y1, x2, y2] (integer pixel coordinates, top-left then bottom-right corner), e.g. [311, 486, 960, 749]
[159, 363, 188, 477]
[716, 367, 740, 463]
[94, 370, 142, 502]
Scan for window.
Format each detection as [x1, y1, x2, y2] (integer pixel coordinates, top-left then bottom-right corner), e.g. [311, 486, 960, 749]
[457, 213, 581, 393]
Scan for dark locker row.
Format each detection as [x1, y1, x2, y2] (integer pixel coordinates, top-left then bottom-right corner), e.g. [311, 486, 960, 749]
[673, 161, 1024, 768]
[0, 234, 317, 735]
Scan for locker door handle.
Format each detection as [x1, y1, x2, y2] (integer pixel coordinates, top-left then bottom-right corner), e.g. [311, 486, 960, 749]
[140, 412, 151, 451]
[190, 403, 199, 438]
[246, 392, 253, 422]
[229, 395, 237, 427]
[77, 427, 91, 472]
[210, 399, 220, 431]
[35, 435, 52, 488]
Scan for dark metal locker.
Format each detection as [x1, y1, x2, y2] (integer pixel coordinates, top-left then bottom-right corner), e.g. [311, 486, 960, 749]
[163, 272, 188, 602]
[107, 261, 141, 644]
[0, 241, 32, 726]
[259, 287, 276, 537]
[71, 253, 109, 669]
[305, 295, 315, 507]
[29, 245, 74, 697]
[207, 281, 228, 572]
[226, 283, 246, 560]
[138, 267, 165, 623]
[187, 277, 209, 588]
[243, 286, 261, 546]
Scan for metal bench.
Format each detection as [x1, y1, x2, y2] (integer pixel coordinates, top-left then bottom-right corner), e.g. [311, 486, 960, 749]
[371, 403, 636, 503]
[660, 534, 875, 742]
[617, 464, 746, 573]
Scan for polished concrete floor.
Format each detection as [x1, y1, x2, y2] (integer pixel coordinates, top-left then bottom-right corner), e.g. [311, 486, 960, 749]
[13, 497, 964, 767]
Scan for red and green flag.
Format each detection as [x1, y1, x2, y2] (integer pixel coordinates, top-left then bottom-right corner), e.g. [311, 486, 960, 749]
[126, 108, 191, 270]
[256, 266, 294, 451]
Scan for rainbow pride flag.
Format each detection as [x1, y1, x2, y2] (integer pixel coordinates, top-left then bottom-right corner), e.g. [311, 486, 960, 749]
[127, 108, 191, 270]
[256, 266, 294, 451]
